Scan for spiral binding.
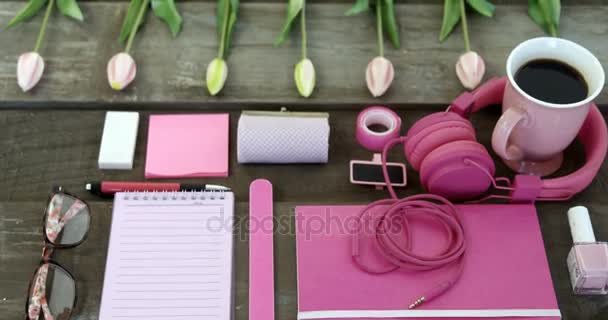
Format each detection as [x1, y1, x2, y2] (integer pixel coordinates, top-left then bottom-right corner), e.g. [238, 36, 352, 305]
[122, 190, 226, 201]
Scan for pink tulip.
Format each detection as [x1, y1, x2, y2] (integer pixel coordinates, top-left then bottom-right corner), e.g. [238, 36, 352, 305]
[17, 52, 44, 92]
[455, 51, 486, 90]
[366, 56, 394, 97]
[107, 52, 136, 90]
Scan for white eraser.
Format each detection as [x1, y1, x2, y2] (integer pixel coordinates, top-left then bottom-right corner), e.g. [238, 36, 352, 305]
[98, 112, 139, 170]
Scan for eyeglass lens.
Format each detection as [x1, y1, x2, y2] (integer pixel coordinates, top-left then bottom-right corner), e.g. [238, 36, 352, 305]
[44, 193, 91, 246]
[27, 263, 76, 320]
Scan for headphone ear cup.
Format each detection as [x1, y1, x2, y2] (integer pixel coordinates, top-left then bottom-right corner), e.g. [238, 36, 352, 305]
[406, 112, 467, 137]
[405, 114, 477, 171]
[419, 140, 496, 201]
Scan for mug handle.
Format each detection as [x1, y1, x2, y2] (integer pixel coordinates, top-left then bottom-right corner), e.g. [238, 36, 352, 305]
[492, 107, 526, 161]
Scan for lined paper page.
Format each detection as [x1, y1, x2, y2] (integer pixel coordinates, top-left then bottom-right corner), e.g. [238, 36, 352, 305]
[99, 191, 234, 320]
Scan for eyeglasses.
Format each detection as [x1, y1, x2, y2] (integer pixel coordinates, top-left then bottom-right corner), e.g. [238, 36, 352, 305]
[25, 189, 91, 320]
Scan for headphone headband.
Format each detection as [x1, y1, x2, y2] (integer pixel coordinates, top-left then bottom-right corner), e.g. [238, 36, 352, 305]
[449, 77, 507, 116]
[448, 77, 608, 202]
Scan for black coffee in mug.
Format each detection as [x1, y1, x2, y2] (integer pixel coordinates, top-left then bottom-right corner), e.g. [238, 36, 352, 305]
[515, 59, 588, 104]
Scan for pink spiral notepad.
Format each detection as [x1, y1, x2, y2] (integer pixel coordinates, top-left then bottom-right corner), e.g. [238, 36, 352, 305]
[98, 191, 234, 320]
[145, 114, 230, 178]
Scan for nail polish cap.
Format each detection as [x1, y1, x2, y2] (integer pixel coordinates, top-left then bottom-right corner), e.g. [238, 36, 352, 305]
[568, 206, 596, 244]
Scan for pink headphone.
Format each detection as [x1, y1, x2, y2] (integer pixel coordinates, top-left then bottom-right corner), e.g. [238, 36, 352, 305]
[393, 77, 607, 202]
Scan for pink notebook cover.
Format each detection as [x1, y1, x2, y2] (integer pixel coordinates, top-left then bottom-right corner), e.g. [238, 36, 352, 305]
[145, 114, 229, 178]
[295, 204, 560, 320]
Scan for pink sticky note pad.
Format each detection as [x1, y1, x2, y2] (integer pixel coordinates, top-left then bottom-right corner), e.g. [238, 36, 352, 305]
[145, 114, 229, 178]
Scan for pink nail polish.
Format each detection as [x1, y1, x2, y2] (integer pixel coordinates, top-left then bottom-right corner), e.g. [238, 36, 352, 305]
[567, 206, 608, 295]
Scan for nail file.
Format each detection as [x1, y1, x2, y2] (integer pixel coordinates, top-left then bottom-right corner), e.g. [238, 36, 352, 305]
[249, 179, 274, 320]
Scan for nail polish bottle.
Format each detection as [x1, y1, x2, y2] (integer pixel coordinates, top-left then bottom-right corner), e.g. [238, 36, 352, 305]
[567, 206, 608, 295]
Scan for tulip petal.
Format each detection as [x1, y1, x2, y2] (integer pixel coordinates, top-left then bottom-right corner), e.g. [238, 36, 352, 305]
[455, 51, 486, 90]
[17, 52, 44, 92]
[107, 52, 137, 91]
[366, 56, 394, 97]
[206, 58, 228, 96]
[294, 58, 316, 98]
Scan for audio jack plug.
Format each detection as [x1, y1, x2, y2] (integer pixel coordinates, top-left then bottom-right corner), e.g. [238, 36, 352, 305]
[408, 281, 453, 309]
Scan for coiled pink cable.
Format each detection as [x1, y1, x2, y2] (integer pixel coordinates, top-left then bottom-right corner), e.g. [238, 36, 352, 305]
[352, 137, 466, 309]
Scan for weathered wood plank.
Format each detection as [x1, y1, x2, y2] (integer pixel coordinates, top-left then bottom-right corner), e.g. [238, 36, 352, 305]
[2, 199, 608, 320]
[0, 108, 607, 320]
[0, 109, 605, 202]
[2, 0, 604, 4]
[1, 3, 608, 108]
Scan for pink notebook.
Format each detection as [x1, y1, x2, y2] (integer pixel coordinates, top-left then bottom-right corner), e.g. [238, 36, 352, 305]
[295, 204, 560, 320]
[145, 114, 229, 178]
[99, 191, 235, 320]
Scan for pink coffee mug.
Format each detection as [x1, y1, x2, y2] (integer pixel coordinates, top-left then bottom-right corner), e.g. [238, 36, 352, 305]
[492, 37, 605, 176]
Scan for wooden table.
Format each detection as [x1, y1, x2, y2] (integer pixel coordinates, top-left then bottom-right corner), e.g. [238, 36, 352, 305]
[1, 1, 607, 319]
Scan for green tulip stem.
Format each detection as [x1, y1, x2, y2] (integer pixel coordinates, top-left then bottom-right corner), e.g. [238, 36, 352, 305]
[459, 0, 471, 52]
[301, 3, 307, 60]
[541, 9, 557, 36]
[376, 0, 384, 57]
[217, 0, 231, 58]
[548, 23, 557, 37]
[33, 0, 54, 53]
[125, 0, 151, 54]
